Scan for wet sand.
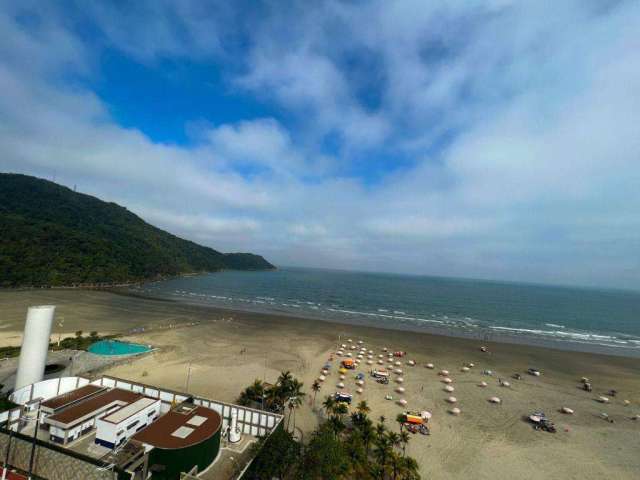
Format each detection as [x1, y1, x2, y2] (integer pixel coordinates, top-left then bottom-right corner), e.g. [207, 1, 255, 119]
[1, 289, 639, 479]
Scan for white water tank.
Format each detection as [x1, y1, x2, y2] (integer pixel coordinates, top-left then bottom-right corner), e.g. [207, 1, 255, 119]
[15, 306, 55, 390]
[229, 410, 241, 443]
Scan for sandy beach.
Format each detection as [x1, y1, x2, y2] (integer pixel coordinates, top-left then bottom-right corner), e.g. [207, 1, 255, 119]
[1, 289, 639, 479]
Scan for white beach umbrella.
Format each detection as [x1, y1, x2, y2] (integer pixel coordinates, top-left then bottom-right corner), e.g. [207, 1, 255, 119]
[461, 366, 470, 372]
[357, 355, 364, 359]
[356, 387, 364, 394]
[442, 378, 453, 384]
[367, 360, 373, 365]
[396, 377, 404, 384]
[623, 400, 630, 406]
[396, 386, 405, 393]
[444, 385, 454, 392]
[407, 360, 416, 366]
[501, 381, 511, 388]
[447, 396, 457, 404]
[368, 350, 373, 354]
[478, 381, 488, 388]
[322, 369, 328, 375]
[318, 375, 326, 382]
[489, 396, 501, 404]
[346, 352, 352, 357]
[356, 380, 364, 386]
[337, 382, 345, 388]
[426, 363, 435, 369]
[439, 370, 449, 376]
[387, 364, 394, 369]
[358, 340, 364, 344]
[561, 407, 574, 414]
[377, 360, 384, 365]
[394, 369, 403, 375]
[394, 361, 402, 366]
[351, 345, 356, 350]
[398, 399, 408, 406]
[348, 339, 353, 343]
[383, 347, 388, 352]
[449, 407, 461, 415]
[341, 344, 346, 348]
[598, 396, 609, 403]
[378, 354, 384, 358]
[467, 363, 475, 368]
[340, 374, 346, 380]
[368, 355, 373, 359]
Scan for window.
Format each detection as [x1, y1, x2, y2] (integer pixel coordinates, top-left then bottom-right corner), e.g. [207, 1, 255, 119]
[126, 420, 139, 430]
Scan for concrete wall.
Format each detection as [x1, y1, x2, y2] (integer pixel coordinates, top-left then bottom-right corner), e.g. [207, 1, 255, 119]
[10, 377, 90, 406]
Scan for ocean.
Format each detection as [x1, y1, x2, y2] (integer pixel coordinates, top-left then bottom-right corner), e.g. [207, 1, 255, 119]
[131, 267, 640, 357]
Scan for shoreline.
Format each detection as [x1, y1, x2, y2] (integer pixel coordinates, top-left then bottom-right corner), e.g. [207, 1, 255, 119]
[111, 287, 640, 359]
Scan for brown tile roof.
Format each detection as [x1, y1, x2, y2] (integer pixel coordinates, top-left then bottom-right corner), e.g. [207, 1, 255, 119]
[47, 389, 143, 427]
[133, 405, 221, 450]
[41, 384, 106, 411]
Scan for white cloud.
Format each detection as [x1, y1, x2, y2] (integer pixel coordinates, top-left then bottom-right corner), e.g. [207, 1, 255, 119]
[1, 1, 639, 289]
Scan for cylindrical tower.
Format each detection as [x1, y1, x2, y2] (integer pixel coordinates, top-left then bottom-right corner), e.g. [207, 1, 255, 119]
[15, 306, 55, 390]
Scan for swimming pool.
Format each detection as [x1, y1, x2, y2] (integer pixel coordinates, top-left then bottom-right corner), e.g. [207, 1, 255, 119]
[88, 340, 151, 356]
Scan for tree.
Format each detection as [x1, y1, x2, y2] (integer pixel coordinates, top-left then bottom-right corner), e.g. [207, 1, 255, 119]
[399, 431, 411, 457]
[356, 400, 371, 416]
[297, 426, 349, 480]
[75, 330, 83, 338]
[245, 427, 299, 480]
[89, 331, 98, 338]
[322, 396, 336, 417]
[311, 380, 321, 407]
[396, 413, 406, 432]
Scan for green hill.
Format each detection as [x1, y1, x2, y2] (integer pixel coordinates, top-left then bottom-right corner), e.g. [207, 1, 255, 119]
[0, 173, 274, 287]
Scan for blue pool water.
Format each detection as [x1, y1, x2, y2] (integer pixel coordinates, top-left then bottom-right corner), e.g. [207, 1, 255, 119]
[88, 340, 151, 356]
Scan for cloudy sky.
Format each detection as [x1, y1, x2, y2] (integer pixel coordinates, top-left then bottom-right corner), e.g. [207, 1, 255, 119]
[1, 1, 639, 289]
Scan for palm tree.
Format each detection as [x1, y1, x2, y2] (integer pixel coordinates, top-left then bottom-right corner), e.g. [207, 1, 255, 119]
[356, 400, 371, 416]
[399, 431, 410, 457]
[396, 413, 406, 432]
[311, 380, 321, 407]
[387, 431, 401, 452]
[288, 393, 304, 432]
[322, 396, 336, 416]
[373, 434, 392, 478]
[398, 456, 420, 479]
[359, 417, 375, 456]
[328, 415, 346, 437]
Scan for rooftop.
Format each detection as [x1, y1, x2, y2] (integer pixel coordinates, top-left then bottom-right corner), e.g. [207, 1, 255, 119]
[101, 397, 158, 424]
[47, 389, 143, 427]
[41, 384, 106, 411]
[133, 404, 221, 450]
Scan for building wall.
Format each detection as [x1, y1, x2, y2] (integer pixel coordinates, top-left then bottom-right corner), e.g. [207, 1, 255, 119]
[96, 400, 160, 449]
[147, 429, 221, 480]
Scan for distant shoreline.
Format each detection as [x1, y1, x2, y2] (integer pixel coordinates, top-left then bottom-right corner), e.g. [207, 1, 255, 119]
[108, 286, 640, 359]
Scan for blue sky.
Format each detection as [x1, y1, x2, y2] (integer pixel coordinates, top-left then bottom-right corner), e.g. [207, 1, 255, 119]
[1, 0, 639, 289]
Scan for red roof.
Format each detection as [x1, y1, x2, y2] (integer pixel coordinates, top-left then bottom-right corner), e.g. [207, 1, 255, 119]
[0, 468, 27, 480]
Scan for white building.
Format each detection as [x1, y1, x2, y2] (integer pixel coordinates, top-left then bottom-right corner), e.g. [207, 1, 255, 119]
[95, 397, 161, 449]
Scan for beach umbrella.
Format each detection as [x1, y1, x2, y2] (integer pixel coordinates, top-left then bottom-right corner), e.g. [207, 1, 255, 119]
[356, 380, 364, 386]
[394, 368, 403, 375]
[398, 399, 408, 406]
[383, 347, 388, 352]
[322, 369, 328, 375]
[356, 387, 364, 394]
[351, 345, 356, 350]
[439, 370, 449, 376]
[581, 377, 589, 384]
[467, 363, 475, 368]
[421, 411, 432, 420]
[488, 396, 501, 404]
[378, 354, 384, 358]
[337, 382, 345, 388]
[426, 363, 435, 369]
[623, 400, 631, 406]
[396, 386, 405, 393]
[561, 407, 574, 414]
[346, 352, 352, 357]
[368, 355, 373, 359]
[340, 374, 346, 380]
[348, 339, 353, 343]
[368, 350, 373, 354]
[318, 375, 326, 382]
[501, 381, 511, 388]
[447, 396, 457, 404]
[394, 361, 402, 366]
[633, 415, 640, 421]
[336, 350, 343, 356]
[358, 340, 364, 344]
[358, 355, 364, 359]
[461, 366, 470, 372]
[377, 360, 384, 365]
[449, 407, 461, 415]
[444, 385, 454, 392]
[598, 396, 609, 403]
[407, 360, 416, 366]
[478, 381, 488, 387]
[442, 378, 453, 384]
[367, 360, 373, 365]
[396, 377, 404, 384]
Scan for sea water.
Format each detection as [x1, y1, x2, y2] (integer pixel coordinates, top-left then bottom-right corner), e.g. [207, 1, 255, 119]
[131, 267, 640, 357]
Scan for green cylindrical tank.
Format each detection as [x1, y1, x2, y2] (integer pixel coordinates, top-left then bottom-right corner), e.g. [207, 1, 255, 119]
[148, 427, 220, 479]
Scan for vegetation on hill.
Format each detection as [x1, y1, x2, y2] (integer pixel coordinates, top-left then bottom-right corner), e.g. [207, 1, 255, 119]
[0, 173, 274, 287]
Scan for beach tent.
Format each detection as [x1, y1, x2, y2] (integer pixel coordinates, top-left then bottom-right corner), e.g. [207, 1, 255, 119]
[405, 414, 423, 424]
[342, 358, 355, 369]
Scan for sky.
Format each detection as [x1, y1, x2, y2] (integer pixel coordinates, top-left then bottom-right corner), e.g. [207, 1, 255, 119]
[1, 0, 639, 290]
